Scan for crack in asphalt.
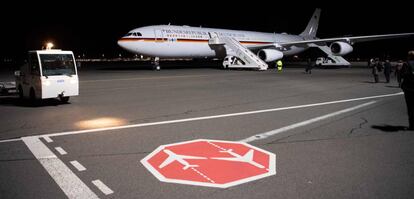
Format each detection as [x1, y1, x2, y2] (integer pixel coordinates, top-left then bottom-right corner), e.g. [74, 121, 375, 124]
[348, 117, 368, 135]
[263, 103, 383, 145]
[127, 83, 370, 126]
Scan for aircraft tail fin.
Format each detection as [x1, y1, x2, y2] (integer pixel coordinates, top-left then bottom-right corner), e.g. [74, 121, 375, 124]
[300, 8, 321, 39]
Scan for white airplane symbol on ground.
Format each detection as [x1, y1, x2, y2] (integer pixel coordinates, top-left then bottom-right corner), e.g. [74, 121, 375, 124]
[159, 148, 265, 170]
[159, 149, 207, 170]
[211, 149, 265, 169]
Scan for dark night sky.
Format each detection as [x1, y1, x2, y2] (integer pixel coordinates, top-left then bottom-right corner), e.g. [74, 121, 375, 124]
[1, 2, 413, 61]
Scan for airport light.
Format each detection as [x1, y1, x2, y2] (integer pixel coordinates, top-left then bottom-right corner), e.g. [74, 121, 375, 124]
[46, 42, 54, 50]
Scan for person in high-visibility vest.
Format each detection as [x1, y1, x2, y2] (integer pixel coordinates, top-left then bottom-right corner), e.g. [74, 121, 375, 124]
[276, 60, 283, 71]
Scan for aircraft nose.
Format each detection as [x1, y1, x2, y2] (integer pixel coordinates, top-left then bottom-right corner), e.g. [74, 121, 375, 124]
[117, 38, 127, 49]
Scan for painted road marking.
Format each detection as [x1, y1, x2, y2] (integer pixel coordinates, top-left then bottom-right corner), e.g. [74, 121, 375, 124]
[43, 136, 53, 143]
[70, 160, 87, 172]
[21, 136, 98, 199]
[0, 92, 403, 143]
[17, 92, 401, 140]
[141, 139, 276, 188]
[55, 147, 67, 155]
[0, 138, 21, 143]
[190, 167, 215, 183]
[92, 180, 114, 195]
[240, 101, 377, 143]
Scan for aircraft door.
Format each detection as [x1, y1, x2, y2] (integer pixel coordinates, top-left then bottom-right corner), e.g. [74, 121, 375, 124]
[208, 32, 220, 39]
[155, 29, 164, 42]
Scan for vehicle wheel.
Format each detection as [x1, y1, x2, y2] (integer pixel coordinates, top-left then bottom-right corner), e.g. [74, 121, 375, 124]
[29, 88, 36, 101]
[18, 86, 23, 99]
[60, 96, 70, 103]
[29, 88, 39, 106]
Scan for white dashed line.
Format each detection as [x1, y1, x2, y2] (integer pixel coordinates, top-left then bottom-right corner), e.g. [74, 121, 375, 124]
[43, 136, 53, 143]
[207, 141, 227, 151]
[22, 136, 98, 199]
[70, 161, 87, 172]
[92, 180, 114, 195]
[55, 147, 67, 155]
[190, 168, 215, 183]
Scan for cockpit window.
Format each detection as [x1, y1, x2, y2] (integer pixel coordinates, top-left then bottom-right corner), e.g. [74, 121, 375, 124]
[125, 32, 142, 37]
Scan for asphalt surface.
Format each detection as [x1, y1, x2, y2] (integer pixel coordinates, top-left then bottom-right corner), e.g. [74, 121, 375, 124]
[0, 64, 413, 199]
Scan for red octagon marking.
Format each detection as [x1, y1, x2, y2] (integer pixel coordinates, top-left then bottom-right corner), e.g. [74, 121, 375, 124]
[141, 139, 276, 188]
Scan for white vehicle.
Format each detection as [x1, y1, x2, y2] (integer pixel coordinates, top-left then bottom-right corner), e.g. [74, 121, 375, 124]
[222, 56, 245, 69]
[15, 50, 79, 102]
[118, 9, 413, 70]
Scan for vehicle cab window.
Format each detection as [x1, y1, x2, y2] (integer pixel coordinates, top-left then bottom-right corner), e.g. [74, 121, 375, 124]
[29, 53, 40, 76]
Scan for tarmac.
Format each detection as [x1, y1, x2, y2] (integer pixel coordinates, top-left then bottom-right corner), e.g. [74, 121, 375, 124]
[0, 63, 413, 198]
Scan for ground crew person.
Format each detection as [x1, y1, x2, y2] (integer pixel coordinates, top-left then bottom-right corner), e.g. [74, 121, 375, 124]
[383, 59, 392, 83]
[306, 58, 313, 74]
[402, 51, 414, 130]
[395, 60, 404, 87]
[276, 60, 283, 72]
[371, 58, 380, 83]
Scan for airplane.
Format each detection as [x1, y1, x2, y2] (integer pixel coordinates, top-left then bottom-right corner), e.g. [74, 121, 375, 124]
[211, 149, 265, 169]
[159, 149, 206, 170]
[117, 8, 414, 71]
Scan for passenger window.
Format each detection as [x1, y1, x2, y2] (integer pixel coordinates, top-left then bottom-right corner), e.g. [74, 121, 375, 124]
[29, 53, 40, 75]
[137, 32, 142, 36]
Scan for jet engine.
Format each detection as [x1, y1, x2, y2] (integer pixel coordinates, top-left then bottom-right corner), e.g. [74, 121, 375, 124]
[330, 42, 353, 56]
[257, 49, 284, 62]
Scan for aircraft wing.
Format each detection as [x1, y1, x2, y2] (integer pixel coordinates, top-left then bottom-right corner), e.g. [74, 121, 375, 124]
[247, 33, 414, 50]
[280, 32, 414, 46]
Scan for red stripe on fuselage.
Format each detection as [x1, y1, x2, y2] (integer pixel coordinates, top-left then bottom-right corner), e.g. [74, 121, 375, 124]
[118, 37, 273, 45]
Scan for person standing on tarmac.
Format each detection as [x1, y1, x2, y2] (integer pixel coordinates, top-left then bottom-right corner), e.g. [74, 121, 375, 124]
[383, 59, 392, 83]
[371, 58, 379, 83]
[306, 58, 313, 74]
[395, 60, 404, 87]
[277, 60, 283, 72]
[401, 51, 414, 130]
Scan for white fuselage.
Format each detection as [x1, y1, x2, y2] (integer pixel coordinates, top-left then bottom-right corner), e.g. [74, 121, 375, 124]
[118, 25, 307, 58]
